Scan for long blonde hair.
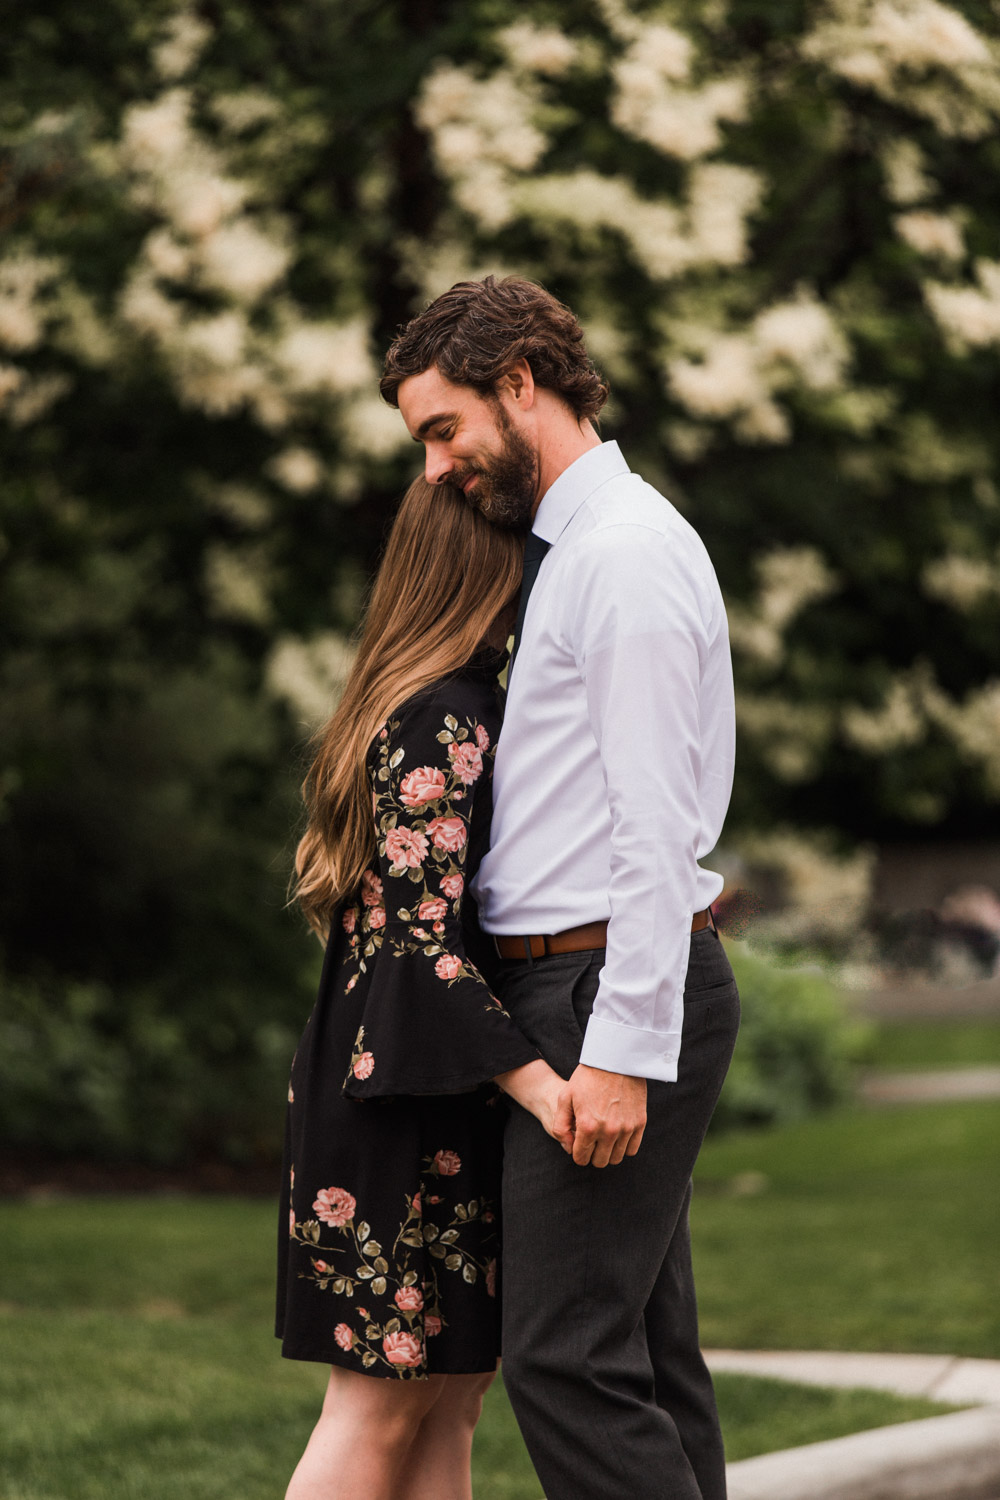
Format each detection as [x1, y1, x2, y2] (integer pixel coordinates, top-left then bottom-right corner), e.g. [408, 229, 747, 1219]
[294, 476, 523, 940]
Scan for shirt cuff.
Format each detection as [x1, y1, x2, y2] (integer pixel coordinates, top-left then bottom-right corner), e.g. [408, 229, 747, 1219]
[579, 1015, 681, 1083]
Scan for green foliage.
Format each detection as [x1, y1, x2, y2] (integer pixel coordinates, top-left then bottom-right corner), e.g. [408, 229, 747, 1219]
[712, 944, 872, 1129]
[0, 962, 307, 1163]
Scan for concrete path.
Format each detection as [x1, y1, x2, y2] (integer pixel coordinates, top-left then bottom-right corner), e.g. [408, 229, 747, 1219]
[859, 1066, 1000, 1103]
[725, 1405, 1000, 1500]
[706, 1348, 1000, 1404]
[706, 1350, 1000, 1500]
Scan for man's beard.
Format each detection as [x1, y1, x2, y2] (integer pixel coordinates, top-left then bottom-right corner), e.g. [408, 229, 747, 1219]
[456, 403, 538, 531]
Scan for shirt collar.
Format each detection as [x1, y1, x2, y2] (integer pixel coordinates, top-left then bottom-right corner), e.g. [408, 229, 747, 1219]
[531, 440, 630, 546]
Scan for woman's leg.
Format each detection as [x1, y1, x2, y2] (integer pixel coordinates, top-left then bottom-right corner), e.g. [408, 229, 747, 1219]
[286, 1363, 446, 1500]
[395, 1370, 497, 1500]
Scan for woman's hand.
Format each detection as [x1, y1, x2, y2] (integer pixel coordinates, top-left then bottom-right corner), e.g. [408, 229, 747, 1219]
[494, 1059, 575, 1154]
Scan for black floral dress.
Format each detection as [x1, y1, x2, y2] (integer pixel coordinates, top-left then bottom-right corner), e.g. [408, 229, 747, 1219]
[275, 657, 539, 1378]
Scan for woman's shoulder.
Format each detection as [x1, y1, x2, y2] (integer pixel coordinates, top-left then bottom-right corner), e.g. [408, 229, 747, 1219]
[386, 656, 504, 739]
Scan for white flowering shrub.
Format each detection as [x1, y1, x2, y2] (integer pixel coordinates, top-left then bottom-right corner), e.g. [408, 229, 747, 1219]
[2, 0, 999, 1155]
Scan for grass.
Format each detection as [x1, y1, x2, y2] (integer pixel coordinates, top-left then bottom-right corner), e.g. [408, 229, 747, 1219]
[692, 1099, 1000, 1357]
[0, 1309, 957, 1500]
[863, 1018, 1000, 1071]
[1, 1098, 995, 1497]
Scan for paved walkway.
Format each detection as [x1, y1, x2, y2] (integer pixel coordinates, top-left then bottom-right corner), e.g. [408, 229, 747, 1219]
[707, 1350, 1000, 1500]
[705, 1348, 1000, 1404]
[859, 1065, 1000, 1103]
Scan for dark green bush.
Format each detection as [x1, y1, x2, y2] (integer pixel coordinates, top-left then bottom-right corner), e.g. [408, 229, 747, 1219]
[0, 962, 315, 1165]
[712, 944, 872, 1131]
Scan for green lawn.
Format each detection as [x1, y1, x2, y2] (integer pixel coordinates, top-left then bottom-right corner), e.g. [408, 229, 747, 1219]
[863, 1018, 1000, 1071]
[692, 1099, 1000, 1356]
[1, 1099, 994, 1498]
[0, 1309, 956, 1500]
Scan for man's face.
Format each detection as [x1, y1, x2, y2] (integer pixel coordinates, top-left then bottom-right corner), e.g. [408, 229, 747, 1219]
[396, 366, 539, 530]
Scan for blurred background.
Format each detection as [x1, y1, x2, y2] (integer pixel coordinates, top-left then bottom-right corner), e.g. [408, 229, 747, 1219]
[1, 2, 998, 1494]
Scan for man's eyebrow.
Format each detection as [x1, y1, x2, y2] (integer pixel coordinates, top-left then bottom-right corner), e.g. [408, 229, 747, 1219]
[413, 411, 457, 441]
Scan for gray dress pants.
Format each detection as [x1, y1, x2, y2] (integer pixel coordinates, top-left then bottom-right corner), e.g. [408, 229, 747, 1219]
[495, 927, 740, 1500]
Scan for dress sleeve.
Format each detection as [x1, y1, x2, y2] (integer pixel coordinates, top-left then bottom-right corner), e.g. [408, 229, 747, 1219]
[341, 689, 540, 1099]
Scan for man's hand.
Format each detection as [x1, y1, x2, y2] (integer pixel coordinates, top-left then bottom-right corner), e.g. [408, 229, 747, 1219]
[554, 1063, 647, 1167]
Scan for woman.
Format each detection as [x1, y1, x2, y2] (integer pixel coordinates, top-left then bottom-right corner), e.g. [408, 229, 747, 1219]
[276, 476, 570, 1500]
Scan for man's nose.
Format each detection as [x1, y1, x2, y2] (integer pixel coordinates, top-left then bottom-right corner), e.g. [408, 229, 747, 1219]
[424, 445, 452, 486]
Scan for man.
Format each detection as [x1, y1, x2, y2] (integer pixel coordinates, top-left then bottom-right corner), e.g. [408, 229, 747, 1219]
[381, 275, 739, 1500]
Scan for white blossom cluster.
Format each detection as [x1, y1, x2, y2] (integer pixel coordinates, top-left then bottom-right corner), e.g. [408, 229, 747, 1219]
[924, 260, 1000, 351]
[736, 829, 876, 942]
[668, 291, 851, 443]
[924, 677, 1000, 794]
[0, 254, 73, 426]
[610, 22, 748, 162]
[736, 692, 835, 782]
[842, 675, 926, 754]
[802, 0, 1000, 137]
[265, 633, 357, 728]
[728, 546, 840, 666]
[922, 552, 1000, 610]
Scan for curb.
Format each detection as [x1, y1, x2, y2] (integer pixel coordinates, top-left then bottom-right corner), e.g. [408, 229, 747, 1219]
[725, 1404, 1000, 1500]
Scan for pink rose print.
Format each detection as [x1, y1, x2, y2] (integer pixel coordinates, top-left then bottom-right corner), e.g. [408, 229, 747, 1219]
[361, 870, 383, 907]
[424, 1314, 442, 1337]
[435, 954, 462, 981]
[289, 1208, 296, 1236]
[314, 1259, 329, 1273]
[379, 726, 388, 740]
[287, 1083, 294, 1102]
[417, 897, 448, 922]
[334, 1323, 354, 1351]
[385, 826, 429, 870]
[367, 905, 386, 930]
[394, 1285, 424, 1311]
[383, 1331, 424, 1367]
[313, 1185, 357, 1227]
[475, 723, 490, 752]
[486, 1259, 497, 1298]
[412, 928, 428, 940]
[342, 907, 356, 934]
[433, 922, 445, 935]
[426, 816, 467, 853]
[399, 765, 447, 809]
[428, 1194, 442, 1204]
[440, 873, 464, 901]
[448, 741, 483, 785]
[483, 1209, 495, 1223]
[346, 974, 358, 992]
[352, 1052, 375, 1080]
[411, 1193, 421, 1215]
[434, 1149, 461, 1176]
[358, 1307, 369, 1318]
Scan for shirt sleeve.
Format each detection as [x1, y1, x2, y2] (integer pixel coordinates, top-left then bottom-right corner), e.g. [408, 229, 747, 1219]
[342, 688, 540, 1099]
[570, 524, 718, 1083]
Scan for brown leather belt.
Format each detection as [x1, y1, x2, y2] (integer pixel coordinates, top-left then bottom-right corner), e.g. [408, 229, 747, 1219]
[493, 909, 713, 962]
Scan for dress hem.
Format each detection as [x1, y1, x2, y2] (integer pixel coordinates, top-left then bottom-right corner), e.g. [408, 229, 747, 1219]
[277, 1335, 500, 1379]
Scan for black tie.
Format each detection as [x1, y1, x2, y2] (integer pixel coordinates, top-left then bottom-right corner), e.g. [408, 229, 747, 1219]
[509, 532, 551, 679]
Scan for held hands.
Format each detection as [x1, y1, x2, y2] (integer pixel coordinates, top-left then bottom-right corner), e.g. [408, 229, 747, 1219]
[554, 1064, 647, 1168]
[493, 1059, 576, 1155]
[494, 1059, 647, 1167]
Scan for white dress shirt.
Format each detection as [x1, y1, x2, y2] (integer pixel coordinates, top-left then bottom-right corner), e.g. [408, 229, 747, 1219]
[471, 441, 735, 1083]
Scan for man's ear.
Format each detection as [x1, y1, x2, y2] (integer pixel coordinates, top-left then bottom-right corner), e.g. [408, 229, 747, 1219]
[497, 358, 535, 409]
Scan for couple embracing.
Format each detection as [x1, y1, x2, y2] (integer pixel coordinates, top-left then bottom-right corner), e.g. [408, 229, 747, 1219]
[275, 275, 740, 1500]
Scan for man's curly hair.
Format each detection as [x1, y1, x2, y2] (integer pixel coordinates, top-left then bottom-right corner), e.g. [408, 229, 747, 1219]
[380, 275, 609, 421]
